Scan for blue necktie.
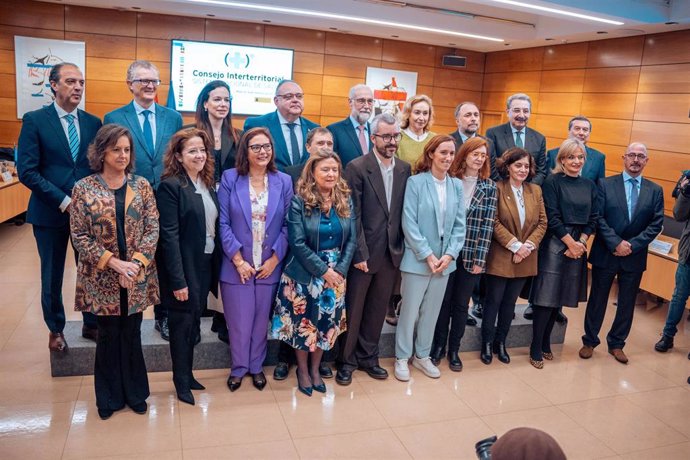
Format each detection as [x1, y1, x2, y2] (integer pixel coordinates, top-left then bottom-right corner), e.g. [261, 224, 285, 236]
[515, 131, 523, 148]
[142, 110, 154, 157]
[65, 114, 79, 162]
[629, 177, 639, 218]
[287, 122, 301, 165]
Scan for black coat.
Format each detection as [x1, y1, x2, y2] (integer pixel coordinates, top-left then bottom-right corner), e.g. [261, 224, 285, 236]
[485, 122, 547, 185]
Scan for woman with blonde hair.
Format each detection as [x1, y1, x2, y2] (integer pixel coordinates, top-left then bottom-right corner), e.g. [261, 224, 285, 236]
[397, 94, 436, 167]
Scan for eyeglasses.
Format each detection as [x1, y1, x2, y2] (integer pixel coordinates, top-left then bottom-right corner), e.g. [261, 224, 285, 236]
[624, 153, 647, 161]
[248, 143, 273, 153]
[276, 93, 304, 101]
[131, 79, 161, 87]
[353, 98, 375, 105]
[374, 133, 402, 143]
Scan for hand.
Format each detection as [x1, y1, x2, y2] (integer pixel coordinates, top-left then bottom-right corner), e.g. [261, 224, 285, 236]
[614, 240, 632, 257]
[235, 260, 256, 284]
[512, 253, 525, 264]
[515, 244, 532, 259]
[567, 242, 586, 259]
[426, 254, 441, 273]
[107, 257, 140, 282]
[435, 255, 453, 273]
[256, 254, 279, 280]
[354, 261, 369, 273]
[322, 268, 343, 289]
[118, 274, 135, 289]
[173, 287, 189, 302]
[471, 264, 483, 275]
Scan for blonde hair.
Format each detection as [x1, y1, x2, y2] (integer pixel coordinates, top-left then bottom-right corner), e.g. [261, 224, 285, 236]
[297, 150, 351, 218]
[552, 138, 586, 174]
[400, 94, 434, 132]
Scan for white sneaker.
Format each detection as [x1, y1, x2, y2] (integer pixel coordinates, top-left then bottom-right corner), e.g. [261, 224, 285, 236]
[394, 358, 410, 381]
[412, 356, 441, 378]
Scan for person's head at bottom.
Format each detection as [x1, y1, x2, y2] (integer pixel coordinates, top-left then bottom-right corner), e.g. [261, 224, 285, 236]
[491, 427, 566, 460]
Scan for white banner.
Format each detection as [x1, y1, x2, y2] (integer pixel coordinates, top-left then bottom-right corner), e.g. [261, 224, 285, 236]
[14, 36, 86, 119]
[365, 67, 418, 119]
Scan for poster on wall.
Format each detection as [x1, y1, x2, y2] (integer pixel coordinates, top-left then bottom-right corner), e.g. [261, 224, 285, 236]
[365, 67, 418, 119]
[14, 36, 86, 119]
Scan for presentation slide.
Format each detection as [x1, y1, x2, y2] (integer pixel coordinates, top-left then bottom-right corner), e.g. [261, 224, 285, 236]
[170, 40, 294, 115]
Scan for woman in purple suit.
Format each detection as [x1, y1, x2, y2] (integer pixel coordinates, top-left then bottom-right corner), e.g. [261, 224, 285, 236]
[218, 127, 294, 392]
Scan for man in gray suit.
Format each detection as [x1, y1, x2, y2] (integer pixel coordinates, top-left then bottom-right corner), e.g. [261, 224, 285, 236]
[104, 60, 183, 340]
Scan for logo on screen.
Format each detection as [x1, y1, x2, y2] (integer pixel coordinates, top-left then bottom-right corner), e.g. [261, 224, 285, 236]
[224, 52, 251, 69]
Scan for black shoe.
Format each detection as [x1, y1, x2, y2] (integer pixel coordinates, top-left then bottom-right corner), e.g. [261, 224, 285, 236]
[98, 408, 113, 420]
[523, 305, 534, 320]
[177, 391, 195, 405]
[217, 328, 229, 344]
[359, 365, 389, 380]
[466, 316, 478, 326]
[430, 344, 445, 366]
[273, 362, 289, 380]
[252, 372, 267, 391]
[296, 369, 312, 397]
[555, 310, 568, 324]
[447, 350, 463, 372]
[654, 335, 674, 352]
[312, 380, 327, 393]
[472, 303, 483, 319]
[81, 326, 98, 341]
[190, 378, 205, 391]
[318, 362, 333, 379]
[493, 341, 510, 364]
[480, 342, 493, 365]
[335, 369, 352, 386]
[130, 402, 147, 414]
[227, 376, 242, 392]
[155, 318, 170, 341]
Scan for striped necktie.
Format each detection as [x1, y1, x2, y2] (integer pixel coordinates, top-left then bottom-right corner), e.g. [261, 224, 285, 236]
[65, 114, 79, 162]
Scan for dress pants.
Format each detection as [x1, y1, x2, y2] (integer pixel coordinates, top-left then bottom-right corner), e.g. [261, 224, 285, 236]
[582, 266, 643, 349]
[33, 224, 96, 332]
[482, 275, 527, 343]
[338, 253, 398, 371]
[222, 281, 277, 377]
[433, 266, 480, 352]
[94, 290, 149, 411]
[662, 262, 690, 337]
[396, 271, 450, 360]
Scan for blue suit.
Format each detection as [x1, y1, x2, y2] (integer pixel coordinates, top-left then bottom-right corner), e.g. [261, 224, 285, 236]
[243, 111, 319, 172]
[18, 103, 102, 332]
[104, 102, 183, 189]
[327, 117, 370, 167]
[547, 145, 606, 182]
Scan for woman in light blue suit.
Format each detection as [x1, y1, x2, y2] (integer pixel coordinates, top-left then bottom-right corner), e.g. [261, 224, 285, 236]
[395, 134, 466, 382]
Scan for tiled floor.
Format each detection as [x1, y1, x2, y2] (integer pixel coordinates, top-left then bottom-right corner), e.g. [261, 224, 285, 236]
[0, 222, 689, 459]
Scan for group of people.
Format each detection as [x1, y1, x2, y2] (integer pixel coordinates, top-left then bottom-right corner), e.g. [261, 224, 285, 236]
[17, 58, 685, 420]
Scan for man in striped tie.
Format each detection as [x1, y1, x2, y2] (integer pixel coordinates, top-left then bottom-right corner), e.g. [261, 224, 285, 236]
[18, 63, 103, 352]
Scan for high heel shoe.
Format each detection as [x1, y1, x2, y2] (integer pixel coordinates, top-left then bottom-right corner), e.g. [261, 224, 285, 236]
[312, 376, 327, 393]
[480, 342, 493, 365]
[252, 372, 267, 391]
[542, 351, 554, 361]
[227, 375, 242, 392]
[177, 391, 195, 405]
[296, 369, 312, 397]
[529, 357, 544, 369]
[190, 377, 205, 390]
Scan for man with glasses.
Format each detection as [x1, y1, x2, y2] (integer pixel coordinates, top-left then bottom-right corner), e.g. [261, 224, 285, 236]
[579, 142, 663, 364]
[244, 80, 319, 172]
[105, 60, 183, 340]
[327, 84, 374, 167]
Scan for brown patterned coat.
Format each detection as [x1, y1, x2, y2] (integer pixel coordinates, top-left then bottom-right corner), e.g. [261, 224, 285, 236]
[71, 174, 160, 315]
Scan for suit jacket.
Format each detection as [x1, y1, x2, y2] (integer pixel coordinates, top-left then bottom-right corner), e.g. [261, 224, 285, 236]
[344, 151, 411, 272]
[547, 145, 606, 182]
[218, 169, 294, 285]
[104, 102, 183, 189]
[485, 122, 547, 185]
[449, 131, 493, 153]
[460, 178, 497, 272]
[486, 180, 547, 278]
[328, 117, 371, 167]
[243, 111, 319, 172]
[156, 174, 221, 310]
[400, 172, 466, 276]
[17, 104, 102, 227]
[589, 174, 664, 272]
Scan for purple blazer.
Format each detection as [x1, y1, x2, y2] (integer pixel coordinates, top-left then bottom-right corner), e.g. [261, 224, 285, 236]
[218, 168, 293, 285]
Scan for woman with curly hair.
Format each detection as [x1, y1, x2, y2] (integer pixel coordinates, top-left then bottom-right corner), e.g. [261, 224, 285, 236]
[270, 150, 356, 396]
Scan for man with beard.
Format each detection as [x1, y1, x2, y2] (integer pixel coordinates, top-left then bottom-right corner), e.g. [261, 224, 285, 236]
[546, 116, 605, 182]
[579, 142, 663, 364]
[336, 113, 411, 385]
[327, 84, 374, 167]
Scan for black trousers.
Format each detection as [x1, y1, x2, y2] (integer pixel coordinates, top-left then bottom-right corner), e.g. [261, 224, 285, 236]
[582, 266, 643, 350]
[432, 266, 480, 352]
[530, 306, 559, 360]
[338, 253, 398, 371]
[482, 275, 527, 343]
[95, 290, 149, 411]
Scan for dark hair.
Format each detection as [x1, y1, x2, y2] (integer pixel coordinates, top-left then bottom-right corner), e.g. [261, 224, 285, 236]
[450, 136, 491, 180]
[161, 128, 215, 189]
[454, 101, 479, 118]
[415, 134, 456, 173]
[568, 115, 592, 132]
[88, 124, 135, 174]
[234, 127, 278, 176]
[48, 62, 79, 96]
[496, 147, 535, 180]
[306, 127, 333, 146]
[194, 80, 241, 147]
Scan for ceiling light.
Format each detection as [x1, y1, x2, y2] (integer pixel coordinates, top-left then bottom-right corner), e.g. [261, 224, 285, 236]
[484, 0, 624, 25]
[187, 0, 504, 42]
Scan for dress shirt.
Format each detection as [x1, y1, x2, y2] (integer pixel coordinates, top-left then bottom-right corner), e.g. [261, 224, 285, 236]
[403, 128, 430, 142]
[277, 110, 303, 162]
[192, 177, 218, 254]
[622, 170, 642, 221]
[54, 102, 80, 212]
[432, 174, 447, 238]
[510, 124, 526, 147]
[373, 150, 395, 210]
[462, 175, 477, 208]
[349, 115, 370, 152]
[132, 100, 157, 148]
[508, 184, 526, 253]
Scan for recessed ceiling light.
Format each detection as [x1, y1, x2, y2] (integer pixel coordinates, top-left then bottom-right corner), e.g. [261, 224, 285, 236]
[545, 38, 554, 41]
[132, 6, 141, 9]
[329, 27, 338, 30]
[484, 0, 624, 25]
[187, 0, 504, 42]
[597, 31, 608, 34]
[665, 21, 679, 25]
[391, 35, 399, 38]
[504, 43, 511, 46]
[448, 43, 456, 46]
[262, 19, 271, 23]
[207, 13, 215, 17]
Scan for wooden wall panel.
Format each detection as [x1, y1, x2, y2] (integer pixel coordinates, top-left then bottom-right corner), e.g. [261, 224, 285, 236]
[433, 68, 483, 91]
[0, 98, 16, 121]
[0, 74, 15, 99]
[382, 40, 435, 67]
[384, 62, 434, 87]
[431, 88, 481, 109]
[0, 26, 63, 50]
[535, 92, 581, 116]
[293, 73, 323, 95]
[435, 47, 485, 74]
[540, 69, 585, 93]
[323, 55, 381, 79]
[0, 1, 64, 30]
[0, 50, 15, 75]
[482, 71, 541, 93]
[631, 121, 690, 154]
[294, 52, 325, 75]
[638, 64, 690, 93]
[587, 118, 633, 146]
[204, 20, 264, 46]
[264, 26, 325, 53]
[86, 80, 132, 104]
[319, 96, 349, 118]
[137, 13, 205, 41]
[606, 148, 690, 183]
[65, 6, 136, 37]
[85, 57, 133, 82]
[583, 67, 640, 93]
[580, 93, 637, 120]
[325, 33, 382, 60]
[642, 30, 690, 66]
[321, 75, 360, 97]
[586, 36, 644, 68]
[634, 93, 690, 124]
[543, 43, 588, 70]
[531, 114, 572, 139]
[485, 47, 544, 73]
[65, 32, 136, 60]
[136, 38, 171, 63]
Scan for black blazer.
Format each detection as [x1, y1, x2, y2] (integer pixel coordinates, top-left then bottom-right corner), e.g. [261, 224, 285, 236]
[328, 117, 371, 167]
[156, 174, 221, 310]
[17, 104, 102, 227]
[344, 151, 411, 272]
[589, 174, 664, 273]
[183, 123, 242, 182]
[485, 122, 547, 185]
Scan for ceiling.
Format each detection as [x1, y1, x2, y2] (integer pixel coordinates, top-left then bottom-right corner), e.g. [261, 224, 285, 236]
[43, 0, 690, 52]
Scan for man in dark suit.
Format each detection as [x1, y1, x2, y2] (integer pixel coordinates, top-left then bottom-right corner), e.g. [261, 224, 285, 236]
[486, 93, 547, 184]
[18, 62, 102, 351]
[284, 127, 334, 186]
[580, 142, 664, 364]
[327, 84, 373, 167]
[336, 112, 411, 385]
[546, 115, 606, 182]
[104, 60, 183, 340]
[244, 80, 319, 172]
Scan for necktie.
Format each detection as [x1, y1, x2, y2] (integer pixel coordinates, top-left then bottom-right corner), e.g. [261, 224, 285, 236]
[515, 131, 523, 148]
[357, 125, 368, 155]
[287, 122, 301, 165]
[629, 177, 639, 218]
[65, 114, 79, 162]
[142, 110, 155, 157]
